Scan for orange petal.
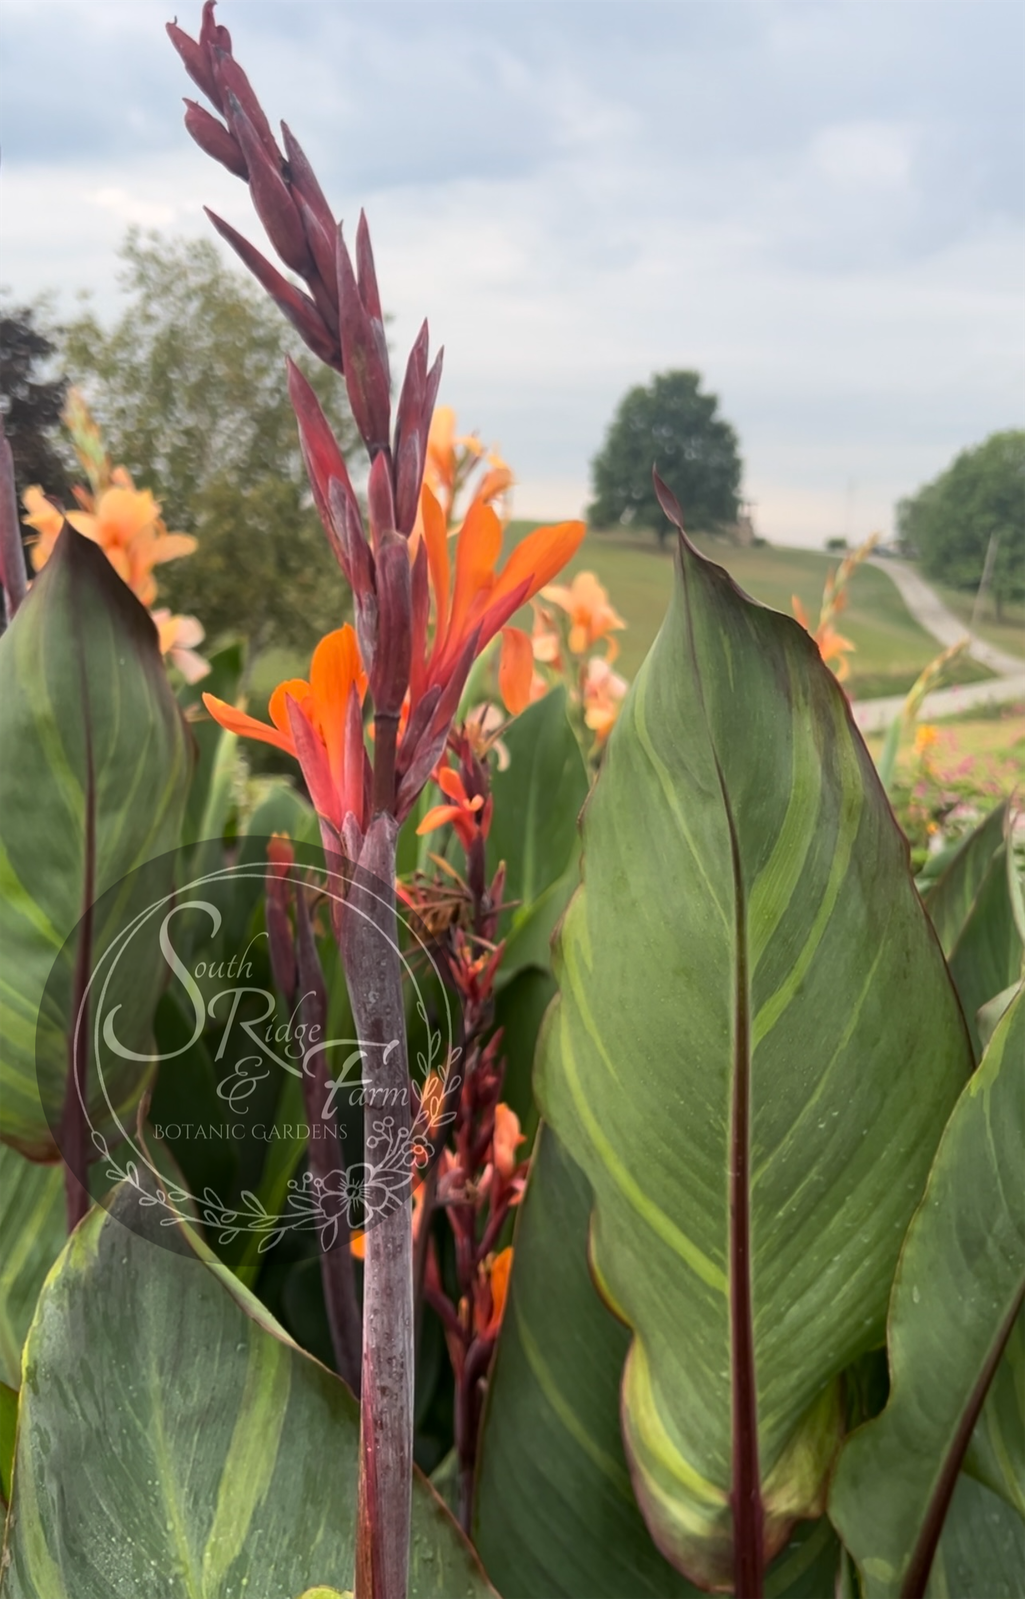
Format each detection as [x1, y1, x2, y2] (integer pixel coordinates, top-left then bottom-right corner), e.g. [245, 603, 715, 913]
[269, 678, 313, 739]
[447, 498, 503, 650]
[492, 520, 585, 613]
[489, 1246, 514, 1327]
[310, 626, 365, 793]
[202, 694, 296, 754]
[421, 485, 451, 651]
[437, 765, 469, 804]
[150, 532, 199, 564]
[416, 803, 463, 835]
[499, 626, 533, 714]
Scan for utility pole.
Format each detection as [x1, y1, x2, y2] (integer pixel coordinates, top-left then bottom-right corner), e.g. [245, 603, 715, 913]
[971, 533, 999, 630]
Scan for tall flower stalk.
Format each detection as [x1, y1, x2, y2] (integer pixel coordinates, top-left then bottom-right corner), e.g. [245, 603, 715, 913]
[170, 7, 583, 1591]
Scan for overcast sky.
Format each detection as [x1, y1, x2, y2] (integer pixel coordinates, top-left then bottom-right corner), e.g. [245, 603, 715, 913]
[2, 0, 1023, 545]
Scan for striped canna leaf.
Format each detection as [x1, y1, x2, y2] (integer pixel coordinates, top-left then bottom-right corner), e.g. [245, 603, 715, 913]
[0, 526, 191, 1158]
[830, 986, 1025, 1596]
[0, 1178, 496, 1598]
[537, 506, 973, 1591]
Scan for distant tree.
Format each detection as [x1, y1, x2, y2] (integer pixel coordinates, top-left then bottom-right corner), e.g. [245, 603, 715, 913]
[0, 303, 71, 505]
[897, 431, 1025, 619]
[588, 370, 742, 545]
[61, 231, 359, 655]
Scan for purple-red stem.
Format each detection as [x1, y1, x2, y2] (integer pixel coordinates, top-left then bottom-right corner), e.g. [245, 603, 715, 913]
[0, 414, 27, 625]
[344, 814, 413, 1599]
[62, 575, 97, 1233]
[294, 900, 362, 1393]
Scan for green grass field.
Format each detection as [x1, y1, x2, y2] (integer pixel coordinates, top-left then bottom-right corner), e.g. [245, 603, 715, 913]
[247, 524, 996, 722]
[922, 578, 1025, 661]
[504, 523, 993, 698]
[864, 702, 1025, 795]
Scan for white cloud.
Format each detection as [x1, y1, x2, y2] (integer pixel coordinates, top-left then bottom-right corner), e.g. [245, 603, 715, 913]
[88, 187, 179, 229]
[810, 122, 915, 193]
[1, 0, 1022, 550]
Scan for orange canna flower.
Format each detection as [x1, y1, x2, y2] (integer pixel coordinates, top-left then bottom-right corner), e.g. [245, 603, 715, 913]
[914, 723, 940, 756]
[474, 1246, 514, 1341]
[23, 480, 197, 609]
[22, 482, 207, 678]
[541, 570, 625, 660]
[152, 609, 209, 684]
[530, 601, 563, 669]
[408, 483, 584, 729]
[583, 655, 628, 743]
[791, 594, 856, 682]
[492, 1103, 525, 1182]
[203, 625, 369, 834]
[422, 405, 513, 528]
[417, 761, 492, 851]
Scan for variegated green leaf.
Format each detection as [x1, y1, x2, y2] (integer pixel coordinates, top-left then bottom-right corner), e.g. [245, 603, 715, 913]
[829, 987, 1025, 1596]
[924, 802, 1024, 1056]
[0, 1144, 64, 1388]
[538, 523, 973, 1589]
[0, 1381, 16, 1507]
[487, 687, 586, 981]
[0, 527, 191, 1156]
[922, 1474, 1024, 1599]
[475, 1125, 842, 1598]
[0, 1180, 495, 1598]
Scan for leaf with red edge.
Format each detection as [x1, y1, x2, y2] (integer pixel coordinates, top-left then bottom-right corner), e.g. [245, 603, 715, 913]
[0, 527, 191, 1160]
[537, 520, 972, 1590]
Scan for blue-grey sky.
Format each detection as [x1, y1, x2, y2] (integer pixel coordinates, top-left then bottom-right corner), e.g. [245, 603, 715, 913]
[2, 0, 1023, 544]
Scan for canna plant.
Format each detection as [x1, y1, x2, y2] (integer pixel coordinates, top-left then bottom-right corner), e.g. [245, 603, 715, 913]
[0, 6, 1022, 1599]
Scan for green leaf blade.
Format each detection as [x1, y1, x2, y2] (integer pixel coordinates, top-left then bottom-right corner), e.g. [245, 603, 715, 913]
[0, 528, 192, 1157]
[829, 987, 1025, 1598]
[1, 1181, 495, 1598]
[538, 534, 973, 1586]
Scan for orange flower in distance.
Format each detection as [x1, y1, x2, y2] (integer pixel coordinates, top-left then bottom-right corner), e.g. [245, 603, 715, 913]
[492, 1103, 525, 1181]
[542, 570, 625, 660]
[583, 655, 628, 744]
[152, 609, 210, 683]
[22, 480, 197, 609]
[475, 1246, 514, 1341]
[791, 595, 856, 682]
[417, 761, 492, 850]
[411, 483, 584, 721]
[422, 405, 513, 527]
[203, 625, 369, 833]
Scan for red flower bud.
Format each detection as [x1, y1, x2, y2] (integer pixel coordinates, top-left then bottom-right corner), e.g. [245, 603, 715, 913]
[212, 46, 280, 166]
[225, 93, 311, 277]
[183, 99, 247, 179]
[206, 210, 341, 370]
[166, 19, 221, 112]
[371, 531, 412, 719]
[366, 451, 396, 552]
[336, 225, 392, 457]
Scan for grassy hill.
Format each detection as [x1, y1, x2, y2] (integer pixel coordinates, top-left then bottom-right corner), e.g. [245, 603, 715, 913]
[250, 521, 995, 723]
[504, 522, 993, 699]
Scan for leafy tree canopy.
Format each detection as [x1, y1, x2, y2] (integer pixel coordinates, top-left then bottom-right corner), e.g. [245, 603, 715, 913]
[61, 231, 359, 654]
[0, 302, 71, 504]
[897, 431, 1025, 617]
[588, 370, 742, 544]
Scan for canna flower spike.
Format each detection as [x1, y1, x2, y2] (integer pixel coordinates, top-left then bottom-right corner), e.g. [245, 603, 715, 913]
[173, 2, 582, 831]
